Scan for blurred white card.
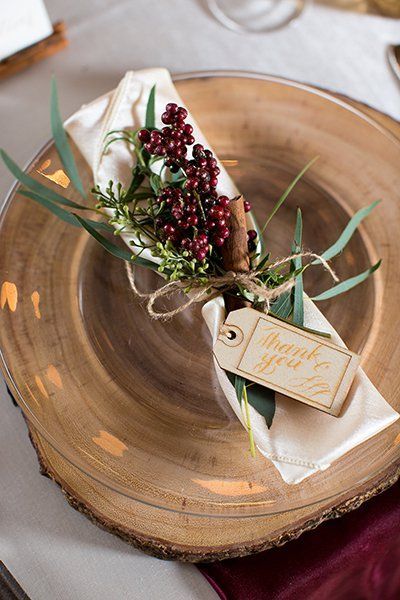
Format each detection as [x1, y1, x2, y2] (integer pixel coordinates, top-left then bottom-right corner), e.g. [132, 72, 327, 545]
[0, 0, 53, 61]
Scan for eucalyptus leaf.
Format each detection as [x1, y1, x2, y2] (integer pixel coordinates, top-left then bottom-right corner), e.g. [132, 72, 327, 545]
[247, 384, 276, 429]
[292, 207, 304, 326]
[73, 214, 158, 270]
[234, 374, 245, 405]
[270, 290, 293, 319]
[1, 150, 90, 210]
[145, 85, 156, 129]
[312, 260, 381, 301]
[251, 213, 266, 255]
[150, 173, 161, 195]
[261, 156, 318, 233]
[125, 166, 145, 203]
[233, 374, 275, 431]
[170, 169, 184, 183]
[312, 200, 380, 264]
[51, 77, 86, 198]
[256, 252, 271, 272]
[19, 191, 112, 232]
[19, 190, 82, 227]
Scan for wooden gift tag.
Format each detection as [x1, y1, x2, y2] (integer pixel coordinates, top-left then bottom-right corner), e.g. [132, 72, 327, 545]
[213, 308, 360, 416]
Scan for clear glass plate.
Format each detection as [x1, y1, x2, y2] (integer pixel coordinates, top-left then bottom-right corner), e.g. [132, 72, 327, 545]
[1, 72, 399, 518]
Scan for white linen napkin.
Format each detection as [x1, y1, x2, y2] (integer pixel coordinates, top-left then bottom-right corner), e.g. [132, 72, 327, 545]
[66, 69, 399, 484]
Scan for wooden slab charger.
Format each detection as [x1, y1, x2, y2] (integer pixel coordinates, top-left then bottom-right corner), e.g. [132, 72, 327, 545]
[1, 74, 400, 562]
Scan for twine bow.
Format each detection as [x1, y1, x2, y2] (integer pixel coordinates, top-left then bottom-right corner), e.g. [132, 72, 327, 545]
[125, 252, 338, 320]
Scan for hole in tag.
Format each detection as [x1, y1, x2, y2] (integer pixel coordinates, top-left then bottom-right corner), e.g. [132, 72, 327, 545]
[220, 325, 243, 347]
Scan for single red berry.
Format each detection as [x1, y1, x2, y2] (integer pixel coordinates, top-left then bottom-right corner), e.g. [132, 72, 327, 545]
[198, 169, 209, 180]
[155, 145, 166, 156]
[172, 207, 183, 220]
[213, 236, 225, 247]
[166, 140, 176, 152]
[187, 214, 198, 227]
[166, 102, 178, 114]
[191, 240, 201, 253]
[161, 112, 172, 124]
[197, 233, 209, 246]
[185, 178, 199, 191]
[247, 229, 257, 241]
[244, 200, 251, 213]
[209, 206, 224, 220]
[196, 248, 208, 261]
[150, 130, 162, 143]
[193, 143, 204, 157]
[171, 129, 183, 141]
[198, 157, 207, 168]
[218, 226, 230, 239]
[200, 182, 211, 194]
[138, 129, 150, 143]
[177, 107, 188, 120]
[218, 195, 230, 207]
[163, 223, 176, 237]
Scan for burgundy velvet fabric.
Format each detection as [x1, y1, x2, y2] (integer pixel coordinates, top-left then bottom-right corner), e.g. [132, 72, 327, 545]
[198, 482, 400, 600]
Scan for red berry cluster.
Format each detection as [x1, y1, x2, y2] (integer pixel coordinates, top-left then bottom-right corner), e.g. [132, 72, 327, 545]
[138, 102, 253, 262]
[138, 103, 194, 172]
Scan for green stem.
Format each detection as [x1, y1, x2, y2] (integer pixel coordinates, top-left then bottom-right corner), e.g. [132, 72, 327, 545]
[135, 147, 147, 169]
[242, 385, 256, 458]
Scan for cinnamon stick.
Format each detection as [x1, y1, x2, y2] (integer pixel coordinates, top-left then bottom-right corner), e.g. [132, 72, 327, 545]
[221, 195, 250, 314]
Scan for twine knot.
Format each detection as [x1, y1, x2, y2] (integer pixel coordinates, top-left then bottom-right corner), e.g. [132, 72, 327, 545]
[125, 251, 338, 321]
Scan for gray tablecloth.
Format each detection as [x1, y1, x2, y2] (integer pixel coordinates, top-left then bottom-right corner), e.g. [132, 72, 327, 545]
[0, 1, 399, 598]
